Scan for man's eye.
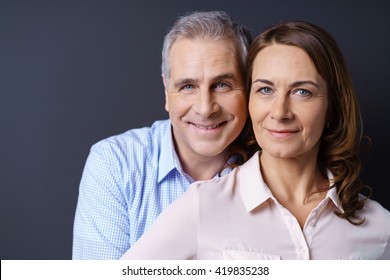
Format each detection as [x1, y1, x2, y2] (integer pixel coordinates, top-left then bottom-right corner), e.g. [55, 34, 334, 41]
[179, 84, 195, 92]
[213, 82, 231, 92]
[216, 82, 228, 88]
[182, 85, 194, 90]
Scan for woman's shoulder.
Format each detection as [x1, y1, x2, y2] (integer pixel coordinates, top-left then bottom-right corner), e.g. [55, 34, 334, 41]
[189, 167, 240, 193]
[361, 196, 390, 224]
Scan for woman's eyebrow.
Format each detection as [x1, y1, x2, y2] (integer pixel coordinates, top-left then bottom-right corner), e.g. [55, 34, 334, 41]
[252, 79, 320, 89]
[252, 78, 273, 86]
[290, 80, 320, 89]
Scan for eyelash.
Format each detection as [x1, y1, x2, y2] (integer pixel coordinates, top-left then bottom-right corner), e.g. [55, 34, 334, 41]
[257, 87, 273, 94]
[179, 82, 232, 92]
[256, 87, 312, 97]
[293, 88, 312, 97]
[178, 84, 196, 93]
[212, 82, 230, 90]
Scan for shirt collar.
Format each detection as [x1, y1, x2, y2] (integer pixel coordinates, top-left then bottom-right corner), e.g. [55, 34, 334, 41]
[238, 151, 344, 213]
[324, 170, 345, 213]
[239, 151, 273, 212]
[158, 122, 236, 184]
[158, 122, 183, 183]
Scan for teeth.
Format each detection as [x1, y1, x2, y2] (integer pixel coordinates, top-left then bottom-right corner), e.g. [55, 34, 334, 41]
[195, 123, 220, 129]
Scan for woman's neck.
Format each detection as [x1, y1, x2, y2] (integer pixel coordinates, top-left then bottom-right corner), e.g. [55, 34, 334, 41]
[259, 152, 328, 228]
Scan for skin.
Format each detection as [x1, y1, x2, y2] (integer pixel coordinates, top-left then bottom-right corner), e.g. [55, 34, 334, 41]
[163, 38, 247, 180]
[249, 44, 329, 228]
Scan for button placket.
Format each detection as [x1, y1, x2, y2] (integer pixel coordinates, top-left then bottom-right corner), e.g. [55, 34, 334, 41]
[278, 204, 310, 260]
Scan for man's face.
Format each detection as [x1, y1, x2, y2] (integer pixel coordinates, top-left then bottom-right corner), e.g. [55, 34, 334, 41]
[163, 38, 247, 164]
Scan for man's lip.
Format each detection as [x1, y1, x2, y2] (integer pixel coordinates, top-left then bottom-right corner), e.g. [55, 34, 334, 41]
[188, 121, 228, 130]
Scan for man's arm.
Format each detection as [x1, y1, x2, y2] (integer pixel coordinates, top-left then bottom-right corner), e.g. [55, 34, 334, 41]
[72, 145, 130, 259]
[120, 185, 198, 260]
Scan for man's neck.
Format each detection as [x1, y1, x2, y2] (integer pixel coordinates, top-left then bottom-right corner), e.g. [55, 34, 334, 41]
[180, 153, 229, 181]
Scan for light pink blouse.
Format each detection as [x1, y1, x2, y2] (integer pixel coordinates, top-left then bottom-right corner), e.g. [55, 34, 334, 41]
[121, 152, 390, 260]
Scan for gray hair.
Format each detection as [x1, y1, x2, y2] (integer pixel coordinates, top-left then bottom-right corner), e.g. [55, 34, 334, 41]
[161, 11, 252, 81]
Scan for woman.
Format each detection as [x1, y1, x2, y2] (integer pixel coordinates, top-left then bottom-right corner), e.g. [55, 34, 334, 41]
[121, 21, 390, 259]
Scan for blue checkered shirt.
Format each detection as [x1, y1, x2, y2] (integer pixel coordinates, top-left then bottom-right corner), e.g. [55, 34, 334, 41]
[72, 119, 232, 259]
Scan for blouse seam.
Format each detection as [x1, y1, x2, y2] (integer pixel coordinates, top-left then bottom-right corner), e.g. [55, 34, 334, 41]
[195, 185, 200, 260]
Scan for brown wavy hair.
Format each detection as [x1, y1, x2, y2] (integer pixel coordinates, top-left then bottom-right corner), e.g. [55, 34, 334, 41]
[245, 21, 370, 225]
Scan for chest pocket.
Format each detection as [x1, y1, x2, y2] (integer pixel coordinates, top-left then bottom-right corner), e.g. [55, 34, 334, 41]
[222, 249, 281, 260]
[333, 254, 371, 260]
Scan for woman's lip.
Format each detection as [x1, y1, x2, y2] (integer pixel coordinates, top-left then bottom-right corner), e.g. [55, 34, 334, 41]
[268, 129, 297, 133]
[266, 128, 299, 138]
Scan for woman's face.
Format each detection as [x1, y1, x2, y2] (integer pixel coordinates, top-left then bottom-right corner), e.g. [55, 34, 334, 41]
[249, 43, 328, 161]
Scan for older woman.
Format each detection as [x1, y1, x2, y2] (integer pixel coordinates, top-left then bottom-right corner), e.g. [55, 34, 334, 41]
[121, 21, 390, 260]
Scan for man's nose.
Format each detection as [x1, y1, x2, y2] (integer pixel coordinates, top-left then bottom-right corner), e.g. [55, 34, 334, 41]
[193, 89, 220, 117]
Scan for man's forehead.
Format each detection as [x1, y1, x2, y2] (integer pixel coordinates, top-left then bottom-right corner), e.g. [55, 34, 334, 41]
[172, 73, 241, 87]
[169, 37, 238, 58]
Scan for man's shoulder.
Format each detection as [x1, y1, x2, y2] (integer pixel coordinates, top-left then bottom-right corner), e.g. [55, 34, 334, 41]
[92, 119, 170, 152]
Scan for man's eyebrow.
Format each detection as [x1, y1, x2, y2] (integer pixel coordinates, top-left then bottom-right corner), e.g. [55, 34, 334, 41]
[173, 78, 199, 89]
[252, 79, 320, 89]
[173, 74, 239, 88]
[211, 73, 239, 83]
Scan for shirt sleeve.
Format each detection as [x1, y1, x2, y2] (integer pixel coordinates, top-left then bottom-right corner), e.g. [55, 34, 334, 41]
[72, 145, 130, 259]
[380, 210, 390, 260]
[120, 185, 198, 260]
[380, 237, 390, 259]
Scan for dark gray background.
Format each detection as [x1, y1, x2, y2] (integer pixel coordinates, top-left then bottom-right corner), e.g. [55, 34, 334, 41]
[1, 0, 389, 259]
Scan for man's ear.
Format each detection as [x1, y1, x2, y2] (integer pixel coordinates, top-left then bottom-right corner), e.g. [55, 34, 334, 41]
[162, 75, 169, 112]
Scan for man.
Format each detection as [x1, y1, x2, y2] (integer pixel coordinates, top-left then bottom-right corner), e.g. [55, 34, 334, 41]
[72, 10, 252, 259]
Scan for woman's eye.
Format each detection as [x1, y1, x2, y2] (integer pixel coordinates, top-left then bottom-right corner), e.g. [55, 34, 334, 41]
[259, 87, 272, 94]
[294, 89, 312, 97]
